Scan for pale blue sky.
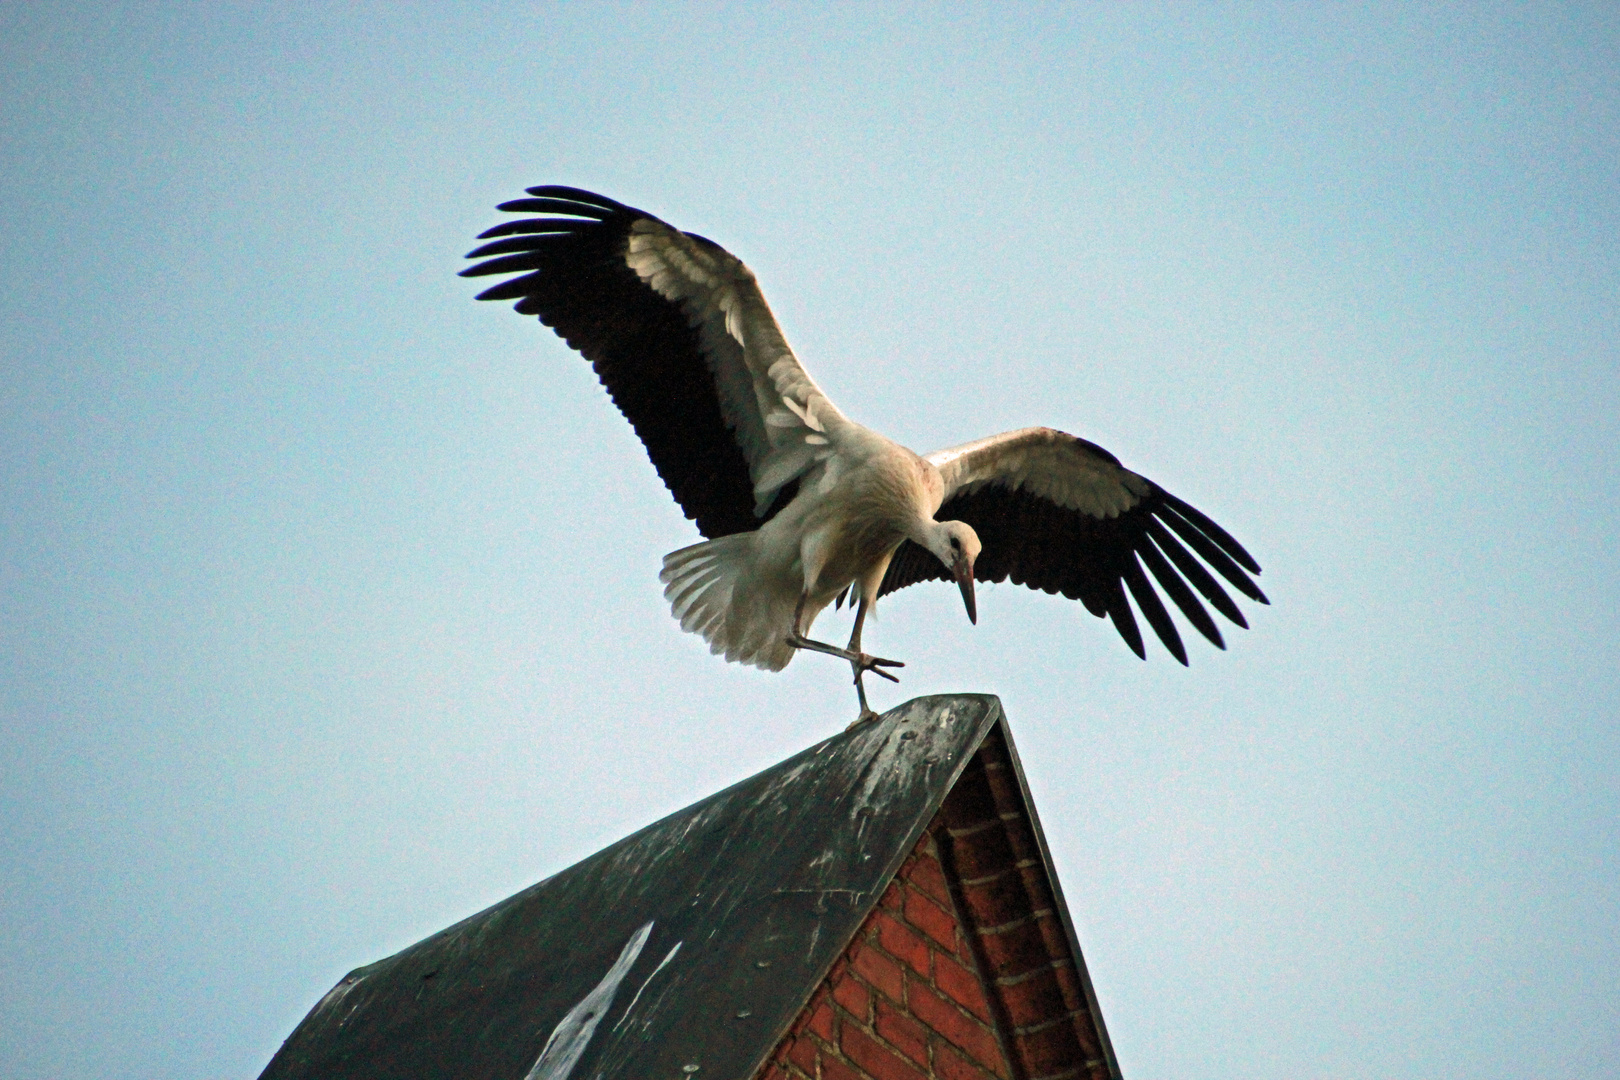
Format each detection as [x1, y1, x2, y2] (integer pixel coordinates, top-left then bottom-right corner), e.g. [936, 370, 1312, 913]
[2, 4, 1616, 1078]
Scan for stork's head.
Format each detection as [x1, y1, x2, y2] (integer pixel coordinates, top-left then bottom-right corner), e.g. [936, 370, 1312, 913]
[927, 520, 982, 625]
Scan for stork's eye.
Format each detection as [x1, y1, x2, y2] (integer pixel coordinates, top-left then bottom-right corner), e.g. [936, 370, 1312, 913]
[950, 537, 961, 551]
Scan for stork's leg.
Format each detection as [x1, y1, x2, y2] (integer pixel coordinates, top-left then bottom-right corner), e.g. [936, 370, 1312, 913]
[785, 633, 863, 661]
[785, 593, 904, 685]
[844, 596, 903, 678]
[847, 597, 881, 726]
[785, 593, 855, 660]
[843, 595, 906, 727]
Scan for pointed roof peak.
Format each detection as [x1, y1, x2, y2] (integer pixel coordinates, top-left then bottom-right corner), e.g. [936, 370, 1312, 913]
[261, 696, 1117, 1080]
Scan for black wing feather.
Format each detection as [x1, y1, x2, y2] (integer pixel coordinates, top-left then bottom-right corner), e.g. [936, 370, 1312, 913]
[466, 225, 607, 258]
[475, 218, 592, 240]
[1103, 578, 1146, 660]
[1122, 553, 1187, 665]
[461, 185, 766, 538]
[1137, 537, 1223, 649]
[1146, 520, 1249, 629]
[1158, 502, 1269, 604]
[1160, 491, 1262, 575]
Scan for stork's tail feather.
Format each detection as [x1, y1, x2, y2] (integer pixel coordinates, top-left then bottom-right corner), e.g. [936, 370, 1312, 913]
[660, 535, 796, 672]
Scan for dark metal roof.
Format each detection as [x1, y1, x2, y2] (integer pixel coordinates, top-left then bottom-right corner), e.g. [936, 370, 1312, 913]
[261, 695, 1012, 1080]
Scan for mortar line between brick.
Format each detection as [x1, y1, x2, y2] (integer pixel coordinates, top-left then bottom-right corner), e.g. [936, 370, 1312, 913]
[865, 1012, 934, 1076]
[959, 865, 1018, 889]
[946, 818, 1001, 839]
[993, 957, 1073, 989]
[1011, 1008, 1085, 1038]
[959, 858, 1042, 888]
[975, 908, 1055, 937]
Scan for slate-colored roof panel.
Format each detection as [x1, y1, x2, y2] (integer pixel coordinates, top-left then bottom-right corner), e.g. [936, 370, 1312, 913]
[261, 695, 1004, 1080]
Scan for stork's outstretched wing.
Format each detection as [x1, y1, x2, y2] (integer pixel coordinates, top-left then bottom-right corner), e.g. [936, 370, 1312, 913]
[461, 185, 847, 538]
[880, 427, 1267, 663]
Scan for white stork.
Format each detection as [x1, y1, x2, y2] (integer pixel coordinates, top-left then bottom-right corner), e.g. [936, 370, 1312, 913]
[463, 186, 1267, 721]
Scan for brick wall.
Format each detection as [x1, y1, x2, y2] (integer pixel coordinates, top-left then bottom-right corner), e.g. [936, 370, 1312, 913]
[753, 728, 1115, 1080]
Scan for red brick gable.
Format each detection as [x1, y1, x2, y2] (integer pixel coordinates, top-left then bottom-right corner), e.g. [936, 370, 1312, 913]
[754, 729, 1115, 1080]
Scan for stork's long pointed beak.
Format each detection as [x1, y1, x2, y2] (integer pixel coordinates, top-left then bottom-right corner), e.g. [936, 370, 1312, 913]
[955, 557, 978, 625]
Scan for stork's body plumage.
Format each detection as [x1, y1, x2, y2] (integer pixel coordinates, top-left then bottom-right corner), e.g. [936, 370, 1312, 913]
[661, 423, 962, 691]
[463, 186, 1267, 720]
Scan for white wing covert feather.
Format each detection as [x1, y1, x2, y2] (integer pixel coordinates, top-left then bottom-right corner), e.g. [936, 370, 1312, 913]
[624, 219, 848, 515]
[928, 426, 1153, 520]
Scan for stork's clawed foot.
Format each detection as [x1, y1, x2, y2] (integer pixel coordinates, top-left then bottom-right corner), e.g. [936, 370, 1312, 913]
[851, 653, 904, 684]
[845, 707, 882, 730]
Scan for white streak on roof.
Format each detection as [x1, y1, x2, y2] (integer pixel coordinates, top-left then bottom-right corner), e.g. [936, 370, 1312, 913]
[524, 921, 654, 1080]
[612, 941, 682, 1032]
